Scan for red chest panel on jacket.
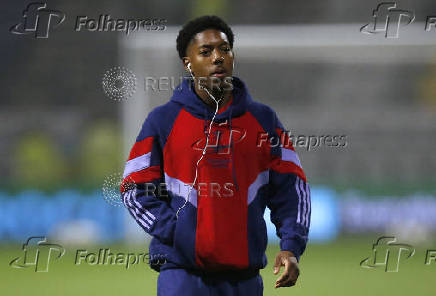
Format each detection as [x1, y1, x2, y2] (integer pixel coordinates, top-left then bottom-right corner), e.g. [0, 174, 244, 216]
[164, 108, 270, 270]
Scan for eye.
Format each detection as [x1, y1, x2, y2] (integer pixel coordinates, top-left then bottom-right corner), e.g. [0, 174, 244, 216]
[221, 46, 231, 52]
[200, 50, 210, 56]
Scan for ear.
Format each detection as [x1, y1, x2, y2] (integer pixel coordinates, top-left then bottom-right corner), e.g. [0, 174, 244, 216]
[182, 58, 190, 71]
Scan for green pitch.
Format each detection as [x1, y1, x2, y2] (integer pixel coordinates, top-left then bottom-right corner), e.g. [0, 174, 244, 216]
[2, 238, 435, 296]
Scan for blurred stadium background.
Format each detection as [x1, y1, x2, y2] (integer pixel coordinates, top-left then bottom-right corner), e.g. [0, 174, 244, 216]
[1, 0, 436, 295]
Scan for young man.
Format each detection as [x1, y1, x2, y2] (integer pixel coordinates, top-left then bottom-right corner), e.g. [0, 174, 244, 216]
[121, 15, 311, 295]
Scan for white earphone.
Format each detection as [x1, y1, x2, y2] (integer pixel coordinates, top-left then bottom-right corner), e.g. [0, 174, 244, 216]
[187, 62, 192, 74]
[176, 62, 224, 219]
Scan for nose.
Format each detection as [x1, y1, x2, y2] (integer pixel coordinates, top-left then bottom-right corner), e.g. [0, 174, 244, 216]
[212, 50, 224, 65]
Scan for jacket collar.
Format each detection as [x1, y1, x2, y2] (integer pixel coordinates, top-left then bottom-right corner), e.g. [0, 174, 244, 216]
[170, 76, 251, 121]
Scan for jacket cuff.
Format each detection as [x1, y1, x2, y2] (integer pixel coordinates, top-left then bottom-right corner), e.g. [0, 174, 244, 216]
[280, 239, 303, 261]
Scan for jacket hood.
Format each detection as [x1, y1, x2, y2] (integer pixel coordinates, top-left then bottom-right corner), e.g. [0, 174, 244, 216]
[170, 76, 252, 122]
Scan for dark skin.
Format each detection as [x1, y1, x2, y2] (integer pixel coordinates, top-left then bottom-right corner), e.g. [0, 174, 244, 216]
[182, 29, 234, 110]
[273, 250, 300, 288]
[182, 28, 301, 289]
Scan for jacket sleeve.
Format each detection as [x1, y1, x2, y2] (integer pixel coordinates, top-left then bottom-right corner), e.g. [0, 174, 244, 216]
[266, 112, 311, 261]
[120, 110, 176, 244]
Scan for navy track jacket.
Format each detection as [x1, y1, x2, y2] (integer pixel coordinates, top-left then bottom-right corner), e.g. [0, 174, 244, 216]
[121, 76, 311, 272]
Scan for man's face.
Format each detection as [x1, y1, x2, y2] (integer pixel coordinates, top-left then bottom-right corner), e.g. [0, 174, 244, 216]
[184, 29, 234, 91]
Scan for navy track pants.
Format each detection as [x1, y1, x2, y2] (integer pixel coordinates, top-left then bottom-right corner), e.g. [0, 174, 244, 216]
[157, 268, 264, 296]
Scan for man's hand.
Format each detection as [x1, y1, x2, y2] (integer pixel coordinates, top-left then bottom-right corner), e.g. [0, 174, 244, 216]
[273, 250, 300, 288]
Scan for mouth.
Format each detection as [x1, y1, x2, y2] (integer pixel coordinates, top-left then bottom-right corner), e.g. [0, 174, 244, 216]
[210, 68, 227, 78]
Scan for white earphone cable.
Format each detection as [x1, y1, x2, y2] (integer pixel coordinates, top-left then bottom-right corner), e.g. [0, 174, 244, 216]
[175, 66, 223, 219]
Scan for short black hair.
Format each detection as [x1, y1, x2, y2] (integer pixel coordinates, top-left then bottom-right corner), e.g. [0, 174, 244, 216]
[176, 15, 234, 60]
